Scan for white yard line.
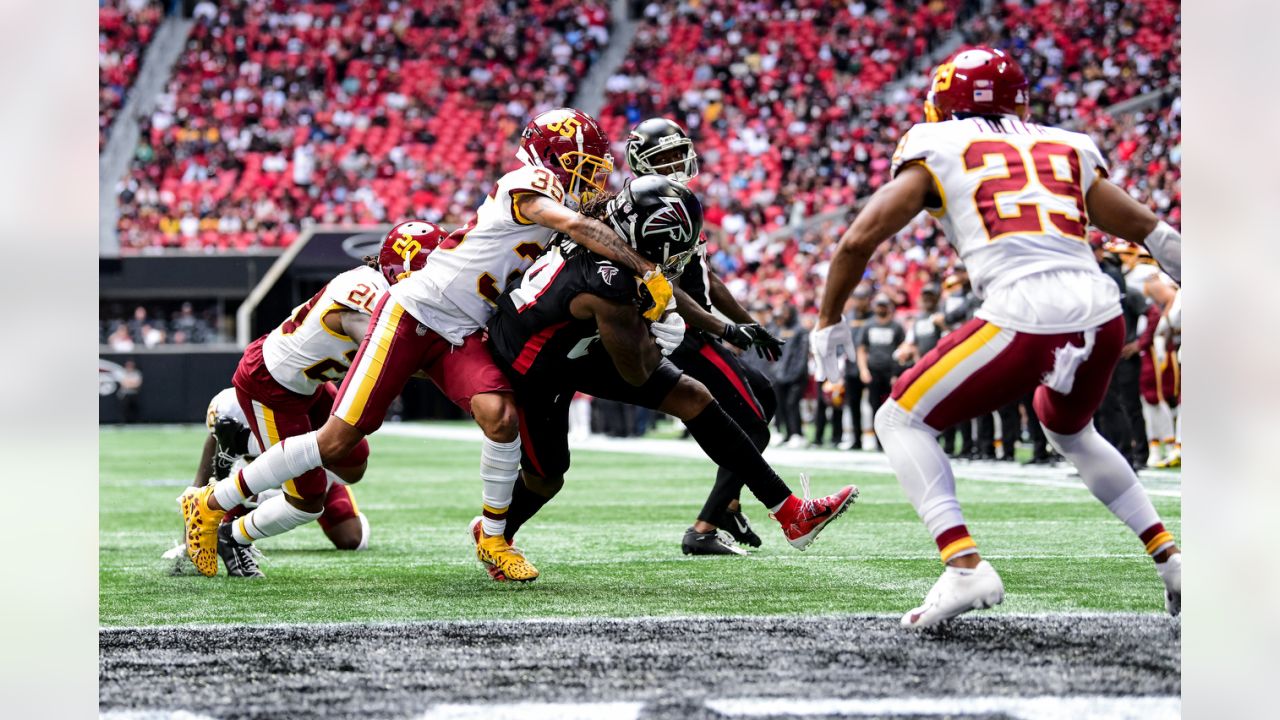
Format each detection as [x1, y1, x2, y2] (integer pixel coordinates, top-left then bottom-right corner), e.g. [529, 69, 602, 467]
[377, 424, 1182, 498]
[415, 703, 644, 720]
[706, 695, 1181, 719]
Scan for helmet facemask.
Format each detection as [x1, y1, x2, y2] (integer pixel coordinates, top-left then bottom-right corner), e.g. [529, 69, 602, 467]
[631, 138, 699, 183]
[556, 150, 614, 207]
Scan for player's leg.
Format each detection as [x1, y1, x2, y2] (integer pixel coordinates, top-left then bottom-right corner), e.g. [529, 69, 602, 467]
[673, 340, 769, 550]
[1034, 317, 1180, 616]
[317, 483, 368, 551]
[309, 383, 371, 485]
[874, 319, 1044, 628]
[429, 331, 537, 582]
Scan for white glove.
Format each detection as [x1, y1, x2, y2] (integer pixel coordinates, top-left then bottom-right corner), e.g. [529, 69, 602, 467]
[649, 298, 686, 356]
[810, 322, 853, 383]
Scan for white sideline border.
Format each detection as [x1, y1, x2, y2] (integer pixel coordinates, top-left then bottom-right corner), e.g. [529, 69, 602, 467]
[376, 423, 1183, 498]
[99, 610, 1171, 634]
[706, 695, 1181, 719]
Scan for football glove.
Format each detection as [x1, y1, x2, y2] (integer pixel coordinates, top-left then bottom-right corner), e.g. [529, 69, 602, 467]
[649, 298, 685, 355]
[640, 269, 674, 322]
[722, 322, 785, 361]
[810, 322, 853, 383]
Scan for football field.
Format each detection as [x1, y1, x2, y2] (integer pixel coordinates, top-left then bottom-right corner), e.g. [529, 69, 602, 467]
[99, 424, 1181, 718]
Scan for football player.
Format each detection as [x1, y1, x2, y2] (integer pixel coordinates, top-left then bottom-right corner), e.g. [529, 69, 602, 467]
[183, 109, 678, 583]
[812, 47, 1182, 628]
[628, 117, 786, 555]
[479, 175, 857, 579]
[179, 221, 439, 577]
[168, 387, 370, 576]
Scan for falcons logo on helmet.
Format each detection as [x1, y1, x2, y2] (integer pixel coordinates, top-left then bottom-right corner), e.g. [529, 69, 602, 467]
[641, 197, 694, 246]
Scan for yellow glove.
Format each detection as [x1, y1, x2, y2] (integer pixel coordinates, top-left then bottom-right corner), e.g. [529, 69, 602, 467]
[640, 269, 673, 322]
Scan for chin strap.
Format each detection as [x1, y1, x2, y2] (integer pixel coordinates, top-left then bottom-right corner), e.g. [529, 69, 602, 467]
[1143, 221, 1181, 284]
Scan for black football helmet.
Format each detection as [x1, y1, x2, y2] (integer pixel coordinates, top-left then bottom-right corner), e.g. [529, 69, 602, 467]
[626, 118, 699, 182]
[605, 175, 703, 278]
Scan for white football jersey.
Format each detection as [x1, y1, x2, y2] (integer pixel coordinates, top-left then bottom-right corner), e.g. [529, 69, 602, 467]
[261, 265, 388, 395]
[391, 164, 566, 344]
[205, 387, 260, 456]
[892, 117, 1120, 333]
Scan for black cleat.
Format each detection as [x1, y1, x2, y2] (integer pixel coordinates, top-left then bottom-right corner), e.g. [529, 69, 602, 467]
[718, 508, 762, 548]
[682, 527, 747, 556]
[211, 414, 252, 480]
[217, 523, 265, 578]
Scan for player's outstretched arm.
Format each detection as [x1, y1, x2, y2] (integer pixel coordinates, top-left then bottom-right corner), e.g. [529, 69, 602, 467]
[1086, 178, 1181, 283]
[708, 272, 754, 324]
[816, 164, 931, 330]
[517, 193, 673, 319]
[570, 292, 661, 386]
[675, 286, 724, 335]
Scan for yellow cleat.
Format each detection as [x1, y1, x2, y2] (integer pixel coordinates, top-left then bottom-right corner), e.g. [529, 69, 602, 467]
[181, 484, 225, 577]
[476, 533, 539, 582]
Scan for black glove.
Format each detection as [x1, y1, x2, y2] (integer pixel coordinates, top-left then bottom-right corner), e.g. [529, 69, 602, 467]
[723, 322, 785, 361]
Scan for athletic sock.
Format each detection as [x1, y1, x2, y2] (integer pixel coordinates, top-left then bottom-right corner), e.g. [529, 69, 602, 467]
[1043, 424, 1174, 555]
[229, 493, 322, 545]
[212, 432, 322, 510]
[874, 400, 974, 561]
[480, 437, 520, 537]
[683, 401, 792, 510]
[504, 476, 556, 543]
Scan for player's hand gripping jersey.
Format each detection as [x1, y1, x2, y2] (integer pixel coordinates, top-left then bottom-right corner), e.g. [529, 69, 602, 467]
[391, 166, 568, 344]
[261, 266, 388, 396]
[892, 117, 1120, 333]
[487, 242, 638, 377]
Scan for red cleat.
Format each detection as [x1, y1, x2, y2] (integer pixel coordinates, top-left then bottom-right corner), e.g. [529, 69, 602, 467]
[771, 476, 858, 550]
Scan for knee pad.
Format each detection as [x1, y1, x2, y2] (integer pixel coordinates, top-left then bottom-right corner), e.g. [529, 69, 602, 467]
[874, 399, 923, 436]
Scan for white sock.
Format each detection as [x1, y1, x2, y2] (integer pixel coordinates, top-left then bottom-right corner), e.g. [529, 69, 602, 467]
[874, 401, 967, 537]
[230, 493, 322, 544]
[1043, 423, 1161, 536]
[480, 437, 521, 536]
[355, 513, 370, 551]
[213, 432, 323, 509]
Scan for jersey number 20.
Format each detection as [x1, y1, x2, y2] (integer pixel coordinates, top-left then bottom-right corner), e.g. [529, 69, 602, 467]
[964, 141, 1087, 241]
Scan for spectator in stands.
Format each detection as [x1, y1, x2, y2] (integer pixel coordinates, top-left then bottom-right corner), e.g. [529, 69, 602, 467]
[118, 360, 143, 424]
[857, 294, 905, 451]
[841, 286, 874, 450]
[770, 303, 809, 449]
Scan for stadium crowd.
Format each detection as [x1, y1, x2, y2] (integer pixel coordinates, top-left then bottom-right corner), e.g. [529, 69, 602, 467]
[114, 0, 611, 252]
[99, 0, 167, 149]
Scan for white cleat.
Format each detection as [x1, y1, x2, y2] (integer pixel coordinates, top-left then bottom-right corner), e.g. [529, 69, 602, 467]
[901, 560, 1005, 629]
[1155, 553, 1181, 617]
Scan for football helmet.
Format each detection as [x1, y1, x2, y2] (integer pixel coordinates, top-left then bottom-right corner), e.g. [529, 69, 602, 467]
[379, 220, 444, 285]
[605, 175, 703, 278]
[924, 46, 1028, 123]
[516, 107, 613, 207]
[626, 117, 699, 182]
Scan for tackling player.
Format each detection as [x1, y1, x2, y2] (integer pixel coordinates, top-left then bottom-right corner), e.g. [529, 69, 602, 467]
[812, 47, 1182, 628]
[627, 118, 786, 555]
[481, 175, 856, 578]
[180, 221, 439, 577]
[170, 387, 370, 577]
[184, 109, 679, 583]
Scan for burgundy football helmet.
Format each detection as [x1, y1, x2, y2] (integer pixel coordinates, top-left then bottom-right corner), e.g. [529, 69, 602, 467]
[516, 107, 613, 207]
[379, 220, 443, 285]
[924, 46, 1029, 122]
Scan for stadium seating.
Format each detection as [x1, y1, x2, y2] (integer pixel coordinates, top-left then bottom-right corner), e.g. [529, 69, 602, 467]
[114, 0, 610, 252]
[99, 0, 166, 149]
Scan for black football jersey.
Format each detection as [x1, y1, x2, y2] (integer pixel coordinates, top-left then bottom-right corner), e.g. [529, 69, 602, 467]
[488, 243, 640, 378]
[678, 239, 712, 312]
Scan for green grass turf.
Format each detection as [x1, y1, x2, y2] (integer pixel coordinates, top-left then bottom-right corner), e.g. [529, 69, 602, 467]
[99, 425, 1180, 627]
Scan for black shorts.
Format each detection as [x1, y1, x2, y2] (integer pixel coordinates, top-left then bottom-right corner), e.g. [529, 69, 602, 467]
[513, 343, 683, 479]
[670, 333, 772, 433]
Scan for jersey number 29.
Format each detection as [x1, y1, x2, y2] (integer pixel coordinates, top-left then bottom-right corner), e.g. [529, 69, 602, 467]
[964, 141, 1087, 241]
